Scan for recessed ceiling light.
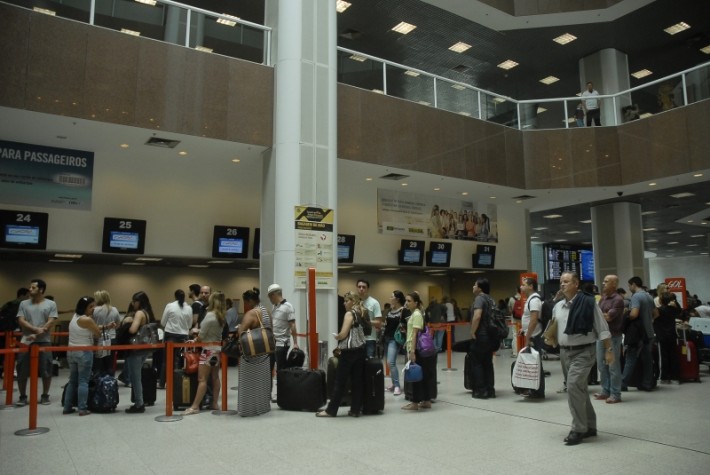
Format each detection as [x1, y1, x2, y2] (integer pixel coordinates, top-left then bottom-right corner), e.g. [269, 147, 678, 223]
[208, 260, 233, 264]
[372, 89, 384, 94]
[349, 54, 367, 62]
[365, 177, 373, 181]
[667, 241, 679, 245]
[231, 158, 241, 163]
[336, 1, 352, 13]
[216, 15, 239, 27]
[533, 227, 548, 231]
[120, 144, 129, 148]
[553, 33, 577, 45]
[543, 214, 563, 219]
[687, 244, 699, 247]
[537, 107, 547, 114]
[515, 200, 523, 204]
[641, 211, 656, 216]
[401, 183, 408, 187]
[404, 70, 420, 77]
[178, 151, 188, 156]
[702, 252, 709, 255]
[670, 192, 695, 198]
[664, 22, 690, 35]
[497, 60, 519, 70]
[392, 21, 416, 35]
[687, 220, 694, 223]
[121, 28, 141, 36]
[195, 46, 213, 53]
[667, 231, 682, 235]
[461, 192, 469, 196]
[49, 259, 72, 263]
[631, 69, 653, 79]
[702, 44, 710, 54]
[694, 173, 703, 177]
[136, 257, 163, 262]
[135, 0, 157, 5]
[492, 97, 506, 104]
[691, 234, 704, 238]
[565, 231, 581, 234]
[123, 262, 145, 266]
[464, 271, 484, 274]
[247, 267, 260, 270]
[418, 101, 431, 106]
[554, 239, 567, 242]
[579, 220, 592, 224]
[645, 239, 658, 243]
[449, 42, 472, 53]
[433, 187, 440, 191]
[33, 7, 56, 15]
[540, 76, 559, 85]
[338, 265, 354, 270]
[530, 236, 539, 239]
[451, 84, 466, 90]
[489, 196, 496, 199]
[380, 267, 399, 271]
[639, 112, 653, 119]
[643, 228, 657, 231]
[648, 182, 657, 186]
[54, 254, 82, 259]
[188, 264, 209, 268]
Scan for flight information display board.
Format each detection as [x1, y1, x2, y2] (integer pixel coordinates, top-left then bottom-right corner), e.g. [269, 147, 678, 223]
[545, 244, 593, 281]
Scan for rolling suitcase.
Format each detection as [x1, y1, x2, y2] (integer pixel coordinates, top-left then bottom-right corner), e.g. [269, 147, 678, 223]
[678, 332, 700, 382]
[464, 353, 472, 390]
[277, 367, 327, 412]
[173, 369, 198, 410]
[131, 363, 158, 406]
[326, 356, 351, 406]
[362, 358, 385, 414]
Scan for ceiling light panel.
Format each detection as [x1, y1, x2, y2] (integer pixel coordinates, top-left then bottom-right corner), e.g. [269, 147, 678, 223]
[449, 42, 472, 53]
[121, 28, 141, 36]
[336, 1, 351, 13]
[497, 60, 519, 70]
[702, 45, 710, 54]
[553, 33, 577, 45]
[216, 15, 239, 27]
[543, 214, 563, 219]
[349, 54, 367, 62]
[392, 21, 417, 35]
[135, 0, 157, 5]
[670, 192, 695, 198]
[663, 22, 690, 35]
[404, 70, 420, 77]
[540, 76, 559, 85]
[631, 69, 653, 79]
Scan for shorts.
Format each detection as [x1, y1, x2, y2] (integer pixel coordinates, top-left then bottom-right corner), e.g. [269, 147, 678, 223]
[199, 348, 221, 367]
[16, 342, 53, 380]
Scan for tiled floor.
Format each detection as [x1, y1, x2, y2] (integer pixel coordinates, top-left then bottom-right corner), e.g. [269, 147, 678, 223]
[1, 352, 709, 474]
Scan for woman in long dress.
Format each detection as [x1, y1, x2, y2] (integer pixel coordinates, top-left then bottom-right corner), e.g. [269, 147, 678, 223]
[237, 287, 272, 417]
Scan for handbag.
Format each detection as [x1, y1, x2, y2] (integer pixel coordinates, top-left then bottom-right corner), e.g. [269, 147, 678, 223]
[543, 317, 558, 348]
[183, 349, 199, 375]
[403, 361, 423, 383]
[416, 327, 437, 357]
[129, 322, 159, 346]
[239, 309, 275, 357]
[394, 323, 407, 347]
[511, 347, 541, 390]
[95, 329, 112, 358]
[221, 336, 241, 359]
[337, 310, 366, 351]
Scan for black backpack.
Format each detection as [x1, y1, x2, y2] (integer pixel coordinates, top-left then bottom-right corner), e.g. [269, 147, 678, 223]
[0, 299, 21, 332]
[486, 296, 509, 341]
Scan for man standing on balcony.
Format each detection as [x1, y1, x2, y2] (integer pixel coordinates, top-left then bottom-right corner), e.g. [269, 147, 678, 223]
[581, 81, 601, 126]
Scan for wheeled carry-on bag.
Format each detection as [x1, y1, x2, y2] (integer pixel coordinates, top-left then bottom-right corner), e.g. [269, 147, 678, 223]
[277, 367, 327, 412]
[89, 372, 119, 412]
[131, 363, 158, 406]
[678, 329, 700, 383]
[362, 358, 385, 414]
[173, 369, 198, 410]
[326, 356, 352, 406]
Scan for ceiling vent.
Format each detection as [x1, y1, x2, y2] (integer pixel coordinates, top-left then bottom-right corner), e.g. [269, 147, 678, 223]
[380, 173, 409, 181]
[145, 137, 180, 148]
[339, 28, 362, 40]
[512, 195, 536, 200]
[452, 64, 469, 73]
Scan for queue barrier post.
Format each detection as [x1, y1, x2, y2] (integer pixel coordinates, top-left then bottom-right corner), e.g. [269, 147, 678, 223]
[1, 344, 26, 409]
[15, 344, 49, 436]
[212, 351, 237, 416]
[155, 340, 182, 422]
[441, 324, 457, 372]
[307, 267, 318, 370]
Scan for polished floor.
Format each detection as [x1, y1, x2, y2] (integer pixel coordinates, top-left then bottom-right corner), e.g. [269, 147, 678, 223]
[1, 350, 709, 475]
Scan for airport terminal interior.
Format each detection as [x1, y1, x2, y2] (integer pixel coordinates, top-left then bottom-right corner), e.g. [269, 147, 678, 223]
[1, 0, 710, 473]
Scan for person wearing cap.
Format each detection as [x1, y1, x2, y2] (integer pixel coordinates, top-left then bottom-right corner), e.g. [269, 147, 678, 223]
[268, 284, 298, 376]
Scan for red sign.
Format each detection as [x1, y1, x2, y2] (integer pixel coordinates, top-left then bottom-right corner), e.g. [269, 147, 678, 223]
[664, 277, 686, 309]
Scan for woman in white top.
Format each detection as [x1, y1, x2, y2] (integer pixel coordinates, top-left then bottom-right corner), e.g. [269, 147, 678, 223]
[63, 296, 111, 416]
[92, 290, 121, 375]
[159, 289, 193, 388]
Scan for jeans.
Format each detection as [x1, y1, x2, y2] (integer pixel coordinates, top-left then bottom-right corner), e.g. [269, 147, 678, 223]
[386, 338, 402, 389]
[326, 347, 365, 415]
[125, 351, 149, 407]
[597, 336, 622, 399]
[365, 340, 376, 358]
[468, 337, 495, 397]
[434, 330, 445, 352]
[64, 351, 93, 412]
[623, 339, 654, 390]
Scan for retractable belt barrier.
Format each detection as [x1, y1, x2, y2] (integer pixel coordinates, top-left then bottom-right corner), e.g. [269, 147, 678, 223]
[1, 333, 232, 436]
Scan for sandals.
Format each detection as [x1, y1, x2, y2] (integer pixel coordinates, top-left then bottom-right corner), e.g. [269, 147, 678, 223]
[315, 410, 334, 418]
[182, 407, 200, 416]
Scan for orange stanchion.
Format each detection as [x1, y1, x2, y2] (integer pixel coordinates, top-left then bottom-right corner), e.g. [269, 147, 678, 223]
[307, 267, 318, 370]
[14, 344, 49, 436]
[1, 344, 27, 408]
[213, 351, 236, 415]
[156, 340, 180, 422]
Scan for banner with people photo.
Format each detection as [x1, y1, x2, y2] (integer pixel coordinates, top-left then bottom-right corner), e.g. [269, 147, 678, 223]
[377, 189, 498, 242]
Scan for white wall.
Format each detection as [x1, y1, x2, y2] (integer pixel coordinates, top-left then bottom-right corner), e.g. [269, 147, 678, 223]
[649, 255, 710, 303]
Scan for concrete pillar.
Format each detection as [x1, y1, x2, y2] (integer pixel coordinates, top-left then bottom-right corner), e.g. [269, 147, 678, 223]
[262, 0, 339, 349]
[591, 202, 646, 287]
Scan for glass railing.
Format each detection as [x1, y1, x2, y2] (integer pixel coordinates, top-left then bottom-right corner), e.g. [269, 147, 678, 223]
[6, 0, 710, 130]
[6, 0, 272, 65]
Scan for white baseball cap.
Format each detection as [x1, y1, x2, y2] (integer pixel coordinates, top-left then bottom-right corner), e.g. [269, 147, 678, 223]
[267, 284, 282, 295]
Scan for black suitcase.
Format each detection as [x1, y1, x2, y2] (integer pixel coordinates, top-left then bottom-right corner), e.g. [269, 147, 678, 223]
[131, 363, 158, 406]
[326, 356, 352, 406]
[277, 367, 326, 412]
[173, 369, 198, 410]
[362, 358, 385, 414]
[464, 353, 472, 390]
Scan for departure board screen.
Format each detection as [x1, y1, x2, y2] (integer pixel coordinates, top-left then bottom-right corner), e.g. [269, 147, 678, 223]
[545, 244, 592, 281]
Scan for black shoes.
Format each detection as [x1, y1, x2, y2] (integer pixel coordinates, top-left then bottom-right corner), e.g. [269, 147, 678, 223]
[564, 431, 584, 446]
[472, 392, 488, 399]
[585, 428, 597, 438]
[125, 405, 145, 414]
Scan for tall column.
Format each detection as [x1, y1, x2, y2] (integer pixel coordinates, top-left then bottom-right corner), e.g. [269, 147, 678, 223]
[579, 48, 631, 126]
[262, 0, 339, 354]
[591, 202, 646, 287]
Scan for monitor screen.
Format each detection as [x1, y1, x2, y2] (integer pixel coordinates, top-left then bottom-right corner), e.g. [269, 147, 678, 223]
[0, 210, 49, 250]
[5, 224, 40, 245]
[337, 234, 355, 263]
[101, 217, 146, 254]
[472, 245, 496, 269]
[430, 250, 448, 264]
[580, 249, 595, 281]
[402, 249, 421, 263]
[426, 241, 452, 267]
[212, 225, 249, 259]
[398, 239, 425, 266]
[338, 244, 351, 260]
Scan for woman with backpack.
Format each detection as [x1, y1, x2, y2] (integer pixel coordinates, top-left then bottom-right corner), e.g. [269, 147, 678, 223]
[384, 290, 410, 396]
[118, 290, 154, 414]
[316, 291, 367, 417]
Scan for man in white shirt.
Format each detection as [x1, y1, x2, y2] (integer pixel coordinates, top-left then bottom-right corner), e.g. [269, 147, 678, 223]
[581, 81, 601, 126]
[357, 279, 382, 358]
[519, 277, 545, 398]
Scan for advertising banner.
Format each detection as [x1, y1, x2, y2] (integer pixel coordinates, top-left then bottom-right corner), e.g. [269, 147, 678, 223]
[294, 206, 334, 289]
[664, 277, 687, 309]
[377, 189, 497, 242]
[0, 139, 94, 210]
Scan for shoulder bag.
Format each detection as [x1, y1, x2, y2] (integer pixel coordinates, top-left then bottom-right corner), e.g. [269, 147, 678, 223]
[337, 309, 366, 351]
[240, 308, 275, 357]
[221, 335, 241, 359]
